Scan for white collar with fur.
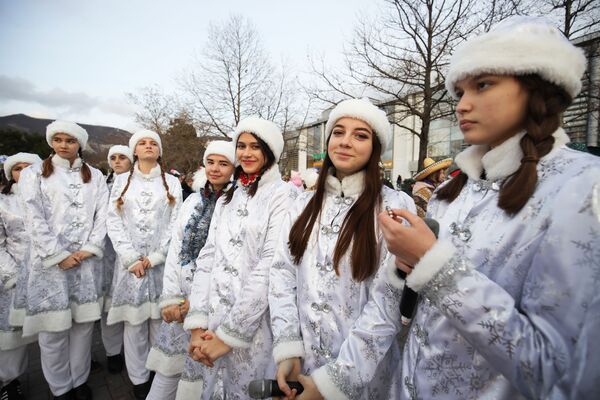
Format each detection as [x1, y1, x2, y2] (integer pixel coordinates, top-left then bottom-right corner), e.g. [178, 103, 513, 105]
[51, 154, 83, 169]
[133, 162, 162, 179]
[191, 169, 233, 193]
[455, 128, 570, 182]
[325, 169, 366, 198]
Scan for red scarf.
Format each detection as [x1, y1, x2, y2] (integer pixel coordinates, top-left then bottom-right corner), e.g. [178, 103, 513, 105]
[239, 172, 259, 187]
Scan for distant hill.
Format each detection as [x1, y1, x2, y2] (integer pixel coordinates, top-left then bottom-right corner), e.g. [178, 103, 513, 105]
[0, 114, 131, 167]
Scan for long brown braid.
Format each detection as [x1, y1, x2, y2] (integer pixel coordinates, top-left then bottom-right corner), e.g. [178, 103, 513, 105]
[115, 156, 175, 211]
[436, 74, 572, 214]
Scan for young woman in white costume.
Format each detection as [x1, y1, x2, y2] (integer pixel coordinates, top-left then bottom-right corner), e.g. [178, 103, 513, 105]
[180, 117, 296, 399]
[269, 98, 416, 400]
[106, 130, 182, 399]
[100, 145, 133, 374]
[0, 152, 41, 400]
[380, 16, 600, 400]
[19, 121, 108, 400]
[146, 141, 235, 400]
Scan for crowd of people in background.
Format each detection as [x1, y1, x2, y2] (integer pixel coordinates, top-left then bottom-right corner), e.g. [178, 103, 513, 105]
[1, 16, 599, 400]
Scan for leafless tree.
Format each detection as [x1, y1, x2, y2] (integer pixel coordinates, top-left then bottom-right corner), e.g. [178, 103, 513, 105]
[126, 86, 178, 135]
[179, 14, 299, 138]
[537, 0, 600, 38]
[308, 0, 481, 167]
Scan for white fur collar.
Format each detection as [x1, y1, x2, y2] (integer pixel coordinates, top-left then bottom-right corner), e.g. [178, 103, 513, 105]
[455, 128, 570, 181]
[51, 154, 82, 169]
[10, 183, 19, 195]
[133, 162, 162, 179]
[325, 169, 366, 197]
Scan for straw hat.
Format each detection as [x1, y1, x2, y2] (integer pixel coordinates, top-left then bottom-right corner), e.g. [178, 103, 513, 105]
[413, 157, 453, 181]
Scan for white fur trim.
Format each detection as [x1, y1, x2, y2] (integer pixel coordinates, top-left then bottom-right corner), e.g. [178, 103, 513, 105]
[147, 252, 165, 267]
[121, 251, 141, 270]
[106, 302, 161, 326]
[386, 258, 406, 290]
[129, 129, 163, 156]
[191, 169, 207, 192]
[158, 296, 185, 310]
[3, 275, 17, 290]
[325, 98, 391, 153]
[22, 309, 72, 336]
[203, 140, 236, 166]
[3, 152, 42, 180]
[312, 365, 350, 400]
[176, 379, 204, 400]
[446, 16, 586, 99]
[481, 132, 526, 181]
[72, 301, 102, 323]
[301, 168, 319, 189]
[456, 128, 570, 181]
[233, 116, 283, 160]
[0, 329, 37, 351]
[325, 169, 365, 197]
[42, 250, 71, 269]
[273, 340, 305, 364]
[8, 308, 25, 327]
[46, 120, 89, 149]
[145, 347, 185, 376]
[81, 243, 104, 259]
[107, 145, 134, 164]
[215, 325, 252, 349]
[133, 162, 162, 179]
[51, 154, 82, 169]
[182, 313, 208, 331]
[406, 240, 457, 292]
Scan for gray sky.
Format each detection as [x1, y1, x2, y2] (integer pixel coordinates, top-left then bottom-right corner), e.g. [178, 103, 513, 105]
[0, 0, 372, 131]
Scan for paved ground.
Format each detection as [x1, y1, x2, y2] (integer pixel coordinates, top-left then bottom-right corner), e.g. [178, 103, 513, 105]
[20, 321, 135, 400]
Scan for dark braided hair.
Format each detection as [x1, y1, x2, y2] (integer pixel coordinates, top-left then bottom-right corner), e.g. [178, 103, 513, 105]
[115, 156, 175, 211]
[437, 74, 572, 214]
[42, 149, 91, 183]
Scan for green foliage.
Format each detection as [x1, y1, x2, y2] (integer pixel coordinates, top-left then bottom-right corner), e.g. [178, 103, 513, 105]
[0, 128, 50, 158]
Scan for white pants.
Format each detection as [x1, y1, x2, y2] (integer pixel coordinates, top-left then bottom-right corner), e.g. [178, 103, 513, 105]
[124, 319, 160, 385]
[101, 313, 123, 356]
[0, 345, 28, 386]
[38, 321, 94, 396]
[146, 372, 180, 400]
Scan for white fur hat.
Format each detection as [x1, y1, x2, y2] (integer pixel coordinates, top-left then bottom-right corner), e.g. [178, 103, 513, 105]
[324, 98, 391, 154]
[107, 145, 133, 164]
[46, 120, 88, 150]
[301, 168, 319, 189]
[4, 152, 42, 180]
[129, 129, 163, 156]
[203, 140, 236, 166]
[233, 117, 284, 160]
[445, 16, 586, 99]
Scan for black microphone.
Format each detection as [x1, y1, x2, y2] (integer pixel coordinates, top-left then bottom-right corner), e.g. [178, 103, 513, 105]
[396, 218, 439, 326]
[248, 379, 305, 399]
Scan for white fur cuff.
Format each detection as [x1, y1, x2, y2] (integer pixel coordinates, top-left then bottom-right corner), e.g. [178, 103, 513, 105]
[312, 365, 349, 400]
[42, 250, 71, 269]
[386, 258, 406, 290]
[407, 240, 457, 292]
[147, 252, 166, 268]
[273, 340, 305, 364]
[146, 347, 185, 376]
[182, 313, 208, 331]
[159, 296, 185, 310]
[216, 325, 252, 349]
[81, 243, 104, 259]
[122, 251, 141, 270]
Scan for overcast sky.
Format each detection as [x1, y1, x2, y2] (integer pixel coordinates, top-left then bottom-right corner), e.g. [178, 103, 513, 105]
[0, 0, 372, 132]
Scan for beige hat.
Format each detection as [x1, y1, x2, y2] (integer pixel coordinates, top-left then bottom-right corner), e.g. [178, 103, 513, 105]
[413, 157, 452, 181]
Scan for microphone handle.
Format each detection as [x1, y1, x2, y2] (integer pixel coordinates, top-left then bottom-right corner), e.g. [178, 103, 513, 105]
[270, 381, 304, 397]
